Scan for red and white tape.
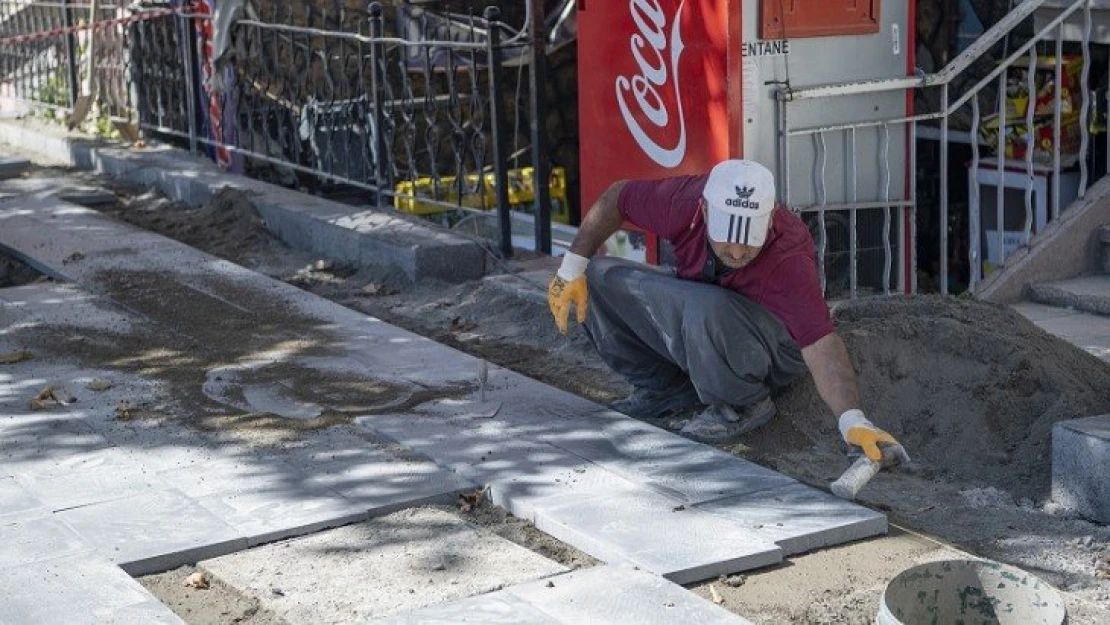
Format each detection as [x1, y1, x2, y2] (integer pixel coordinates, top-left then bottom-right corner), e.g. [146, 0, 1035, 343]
[0, 7, 182, 46]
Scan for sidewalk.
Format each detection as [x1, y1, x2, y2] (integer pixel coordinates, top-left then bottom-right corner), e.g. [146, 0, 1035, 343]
[0, 190, 882, 621]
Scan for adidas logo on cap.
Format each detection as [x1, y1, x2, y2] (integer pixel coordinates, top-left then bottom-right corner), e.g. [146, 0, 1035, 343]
[725, 185, 759, 210]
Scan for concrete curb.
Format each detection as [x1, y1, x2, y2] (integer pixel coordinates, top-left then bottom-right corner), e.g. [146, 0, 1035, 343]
[1028, 277, 1110, 317]
[0, 118, 486, 283]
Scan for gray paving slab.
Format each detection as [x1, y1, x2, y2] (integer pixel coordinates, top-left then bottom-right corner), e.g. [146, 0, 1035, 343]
[1053, 415, 1110, 523]
[0, 415, 114, 476]
[0, 517, 91, 569]
[370, 591, 562, 625]
[1011, 301, 1081, 322]
[530, 484, 783, 584]
[542, 410, 798, 504]
[14, 446, 167, 511]
[0, 477, 44, 518]
[0, 155, 30, 179]
[152, 450, 303, 498]
[0, 176, 116, 206]
[201, 508, 569, 624]
[294, 451, 477, 516]
[0, 554, 185, 625]
[195, 486, 367, 546]
[693, 483, 888, 555]
[503, 565, 752, 625]
[55, 488, 247, 575]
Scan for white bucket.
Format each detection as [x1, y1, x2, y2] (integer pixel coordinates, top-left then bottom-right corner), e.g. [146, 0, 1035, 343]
[878, 560, 1066, 625]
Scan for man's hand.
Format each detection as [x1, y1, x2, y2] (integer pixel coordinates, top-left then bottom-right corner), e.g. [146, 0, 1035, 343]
[547, 252, 590, 334]
[838, 409, 910, 463]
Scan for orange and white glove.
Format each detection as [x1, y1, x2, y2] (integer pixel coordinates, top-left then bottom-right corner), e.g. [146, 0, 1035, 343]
[547, 252, 589, 335]
[838, 409, 910, 463]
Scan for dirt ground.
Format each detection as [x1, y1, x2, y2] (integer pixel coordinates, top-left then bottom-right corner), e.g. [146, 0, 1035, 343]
[6, 168, 1110, 623]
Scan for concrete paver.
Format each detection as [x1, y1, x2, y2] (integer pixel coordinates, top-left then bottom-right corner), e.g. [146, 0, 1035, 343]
[0, 477, 44, 518]
[373, 565, 752, 624]
[201, 508, 569, 624]
[531, 485, 782, 584]
[502, 565, 751, 625]
[195, 486, 368, 547]
[693, 483, 888, 555]
[14, 446, 167, 511]
[1053, 415, 1110, 523]
[1029, 275, 1110, 316]
[0, 517, 91, 569]
[0, 554, 184, 625]
[55, 488, 247, 576]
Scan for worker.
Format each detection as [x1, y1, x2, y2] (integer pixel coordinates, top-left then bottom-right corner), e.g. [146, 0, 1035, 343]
[547, 159, 904, 461]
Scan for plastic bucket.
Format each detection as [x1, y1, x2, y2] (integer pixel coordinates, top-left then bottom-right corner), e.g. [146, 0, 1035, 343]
[878, 560, 1066, 625]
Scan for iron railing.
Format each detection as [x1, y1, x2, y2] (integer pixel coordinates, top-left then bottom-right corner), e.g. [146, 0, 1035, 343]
[0, 0, 553, 257]
[777, 0, 1103, 298]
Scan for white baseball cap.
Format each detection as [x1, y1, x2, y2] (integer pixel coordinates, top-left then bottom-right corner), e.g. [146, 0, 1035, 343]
[703, 159, 776, 247]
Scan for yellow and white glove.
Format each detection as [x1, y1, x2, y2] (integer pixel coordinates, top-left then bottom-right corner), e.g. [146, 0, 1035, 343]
[547, 252, 589, 335]
[838, 409, 910, 463]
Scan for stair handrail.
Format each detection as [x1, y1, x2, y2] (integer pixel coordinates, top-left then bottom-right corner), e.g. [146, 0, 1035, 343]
[778, 0, 1061, 102]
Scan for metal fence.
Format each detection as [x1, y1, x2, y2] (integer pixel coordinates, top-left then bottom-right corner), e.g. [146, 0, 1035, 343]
[0, 0, 553, 256]
[777, 0, 1104, 298]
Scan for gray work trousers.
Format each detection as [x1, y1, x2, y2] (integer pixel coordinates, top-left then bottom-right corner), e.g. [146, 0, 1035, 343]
[584, 257, 808, 407]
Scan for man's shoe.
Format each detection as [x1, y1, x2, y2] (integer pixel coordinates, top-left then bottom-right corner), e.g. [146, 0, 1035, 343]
[678, 397, 776, 444]
[610, 380, 701, 420]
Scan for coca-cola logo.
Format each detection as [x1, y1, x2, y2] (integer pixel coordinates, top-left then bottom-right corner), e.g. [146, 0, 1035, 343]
[615, 0, 688, 169]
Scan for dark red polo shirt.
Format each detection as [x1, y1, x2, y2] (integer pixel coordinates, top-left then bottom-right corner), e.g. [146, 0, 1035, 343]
[617, 174, 834, 349]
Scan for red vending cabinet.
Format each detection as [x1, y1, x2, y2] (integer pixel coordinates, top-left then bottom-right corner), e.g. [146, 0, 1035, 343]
[577, 0, 743, 263]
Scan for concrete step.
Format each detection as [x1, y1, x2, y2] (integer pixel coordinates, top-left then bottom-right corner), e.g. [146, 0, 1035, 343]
[1028, 275, 1110, 317]
[1011, 302, 1110, 362]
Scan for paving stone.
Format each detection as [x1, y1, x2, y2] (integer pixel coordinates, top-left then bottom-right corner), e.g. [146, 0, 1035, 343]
[195, 486, 367, 546]
[153, 450, 302, 498]
[693, 483, 888, 555]
[504, 565, 752, 624]
[55, 488, 246, 575]
[0, 554, 185, 625]
[369, 592, 561, 624]
[542, 410, 797, 504]
[0, 517, 90, 569]
[530, 484, 783, 584]
[201, 508, 568, 623]
[1053, 415, 1110, 523]
[14, 446, 167, 511]
[0, 415, 113, 474]
[292, 451, 477, 516]
[0, 155, 30, 179]
[0, 476, 44, 518]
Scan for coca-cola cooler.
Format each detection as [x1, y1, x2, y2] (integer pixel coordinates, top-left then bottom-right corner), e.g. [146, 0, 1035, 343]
[577, 0, 915, 281]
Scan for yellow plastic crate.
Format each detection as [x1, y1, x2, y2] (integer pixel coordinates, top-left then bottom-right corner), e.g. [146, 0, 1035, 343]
[395, 167, 570, 224]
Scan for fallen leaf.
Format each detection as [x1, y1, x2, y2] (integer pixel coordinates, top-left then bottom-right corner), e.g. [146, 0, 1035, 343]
[62, 251, 85, 265]
[184, 572, 210, 589]
[709, 584, 724, 604]
[0, 350, 32, 365]
[719, 574, 746, 588]
[85, 378, 114, 392]
[457, 488, 486, 513]
[115, 400, 132, 420]
[450, 317, 477, 333]
[30, 386, 58, 410]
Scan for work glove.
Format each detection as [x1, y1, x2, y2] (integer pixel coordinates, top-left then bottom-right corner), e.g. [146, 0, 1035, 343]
[547, 252, 589, 335]
[838, 409, 910, 464]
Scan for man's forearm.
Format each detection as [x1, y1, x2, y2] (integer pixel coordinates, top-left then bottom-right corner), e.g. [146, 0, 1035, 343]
[568, 181, 629, 257]
[800, 332, 861, 417]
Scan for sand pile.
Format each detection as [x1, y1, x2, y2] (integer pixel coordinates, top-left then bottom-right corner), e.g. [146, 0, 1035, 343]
[114, 187, 275, 264]
[765, 296, 1110, 499]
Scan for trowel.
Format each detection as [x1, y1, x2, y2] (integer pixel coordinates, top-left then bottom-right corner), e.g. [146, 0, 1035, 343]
[830, 443, 910, 500]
